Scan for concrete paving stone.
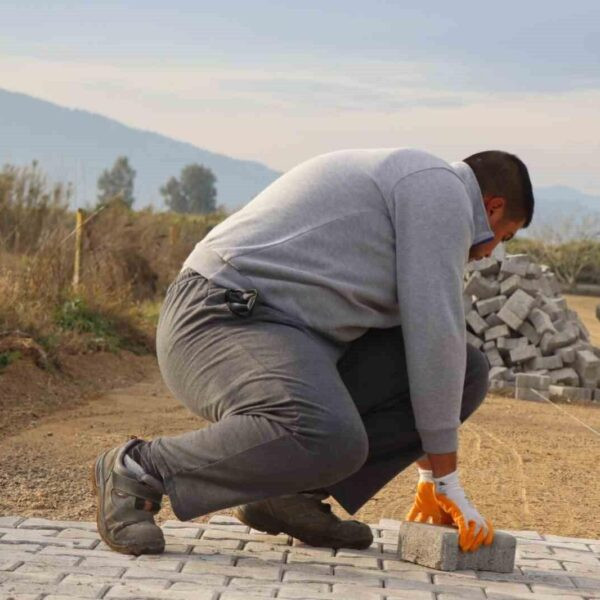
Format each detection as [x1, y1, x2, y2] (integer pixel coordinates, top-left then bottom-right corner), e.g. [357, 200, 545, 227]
[125, 565, 227, 586]
[497, 305, 525, 331]
[0, 526, 58, 538]
[39, 544, 135, 561]
[287, 552, 380, 569]
[485, 324, 511, 342]
[331, 584, 385, 599]
[0, 517, 24, 528]
[281, 563, 333, 583]
[17, 518, 97, 531]
[191, 538, 242, 552]
[201, 523, 250, 534]
[561, 561, 600, 575]
[397, 522, 516, 572]
[201, 528, 290, 544]
[56, 527, 101, 540]
[0, 544, 42, 557]
[162, 526, 203, 538]
[133, 555, 186, 570]
[207, 515, 244, 525]
[0, 530, 97, 549]
[104, 582, 215, 599]
[486, 313, 505, 327]
[219, 592, 273, 600]
[182, 559, 280, 580]
[235, 554, 285, 568]
[0, 568, 62, 584]
[0, 560, 21, 572]
[18, 560, 125, 578]
[332, 565, 383, 585]
[516, 386, 545, 402]
[335, 546, 383, 559]
[476, 295, 507, 317]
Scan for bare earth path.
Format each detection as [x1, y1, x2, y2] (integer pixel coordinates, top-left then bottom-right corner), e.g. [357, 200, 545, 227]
[1, 295, 599, 538]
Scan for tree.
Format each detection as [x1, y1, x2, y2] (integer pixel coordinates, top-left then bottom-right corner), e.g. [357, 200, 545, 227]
[97, 156, 136, 208]
[161, 164, 217, 214]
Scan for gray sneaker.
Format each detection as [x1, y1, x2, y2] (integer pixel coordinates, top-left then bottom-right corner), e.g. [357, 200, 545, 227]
[91, 438, 165, 555]
[234, 493, 373, 549]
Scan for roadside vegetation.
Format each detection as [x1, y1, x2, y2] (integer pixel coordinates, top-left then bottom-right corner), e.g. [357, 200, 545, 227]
[0, 162, 225, 369]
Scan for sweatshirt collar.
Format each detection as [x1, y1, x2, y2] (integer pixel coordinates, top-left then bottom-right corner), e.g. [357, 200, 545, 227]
[451, 161, 494, 246]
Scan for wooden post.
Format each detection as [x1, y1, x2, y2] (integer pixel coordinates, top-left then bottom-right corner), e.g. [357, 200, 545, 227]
[169, 223, 180, 246]
[72, 208, 84, 292]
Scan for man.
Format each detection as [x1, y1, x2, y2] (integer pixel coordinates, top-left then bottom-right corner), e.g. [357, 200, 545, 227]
[92, 148, 534, 556]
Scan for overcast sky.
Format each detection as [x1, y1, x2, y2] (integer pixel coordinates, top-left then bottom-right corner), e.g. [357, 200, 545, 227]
[1, 1, 599, 193]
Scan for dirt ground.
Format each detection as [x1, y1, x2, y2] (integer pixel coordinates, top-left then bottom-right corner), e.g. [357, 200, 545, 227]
[1, 294, 599, 538]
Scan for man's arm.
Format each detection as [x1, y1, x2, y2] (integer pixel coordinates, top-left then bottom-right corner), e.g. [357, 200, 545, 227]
[390, 167, 472, 458]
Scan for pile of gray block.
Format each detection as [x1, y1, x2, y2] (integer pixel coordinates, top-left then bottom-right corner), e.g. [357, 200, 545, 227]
[464, 254, 600, 403]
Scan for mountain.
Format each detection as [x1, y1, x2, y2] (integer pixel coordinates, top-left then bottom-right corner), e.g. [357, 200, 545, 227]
[0, 88, 281, 210]
[1, 87, 599, 223]
[533, 186, 600, 224]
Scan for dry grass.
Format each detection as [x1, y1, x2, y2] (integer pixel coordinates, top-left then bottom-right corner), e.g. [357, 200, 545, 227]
[0, 163, 225, 361]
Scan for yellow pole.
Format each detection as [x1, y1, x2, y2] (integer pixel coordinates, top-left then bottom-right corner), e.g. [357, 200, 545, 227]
[169, 223, 180, 246]
[73, 208, 84, 292]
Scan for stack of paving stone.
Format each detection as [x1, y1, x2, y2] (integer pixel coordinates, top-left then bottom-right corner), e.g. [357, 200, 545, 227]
[463, 254, 600, 403]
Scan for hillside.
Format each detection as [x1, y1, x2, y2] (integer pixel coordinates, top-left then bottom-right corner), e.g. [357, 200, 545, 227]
[0, 88, 280, 210]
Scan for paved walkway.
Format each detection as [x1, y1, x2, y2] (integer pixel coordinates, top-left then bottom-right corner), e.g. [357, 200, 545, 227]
[0, 515, 598, 599]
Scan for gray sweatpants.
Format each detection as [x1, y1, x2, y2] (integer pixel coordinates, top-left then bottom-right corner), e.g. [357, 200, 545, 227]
[152, 269, 489, 521]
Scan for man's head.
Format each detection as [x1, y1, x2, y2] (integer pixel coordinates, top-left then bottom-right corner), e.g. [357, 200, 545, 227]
[464, 150, 534, 261]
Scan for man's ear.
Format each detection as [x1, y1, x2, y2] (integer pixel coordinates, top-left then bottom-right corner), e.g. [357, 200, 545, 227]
[483, 195, 506, 222]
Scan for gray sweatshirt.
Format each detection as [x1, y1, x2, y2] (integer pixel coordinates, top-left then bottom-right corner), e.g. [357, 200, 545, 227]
[183, 148, 494, 454]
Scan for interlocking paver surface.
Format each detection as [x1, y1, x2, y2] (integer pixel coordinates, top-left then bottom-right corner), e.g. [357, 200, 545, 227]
[0, 515, 598, 599]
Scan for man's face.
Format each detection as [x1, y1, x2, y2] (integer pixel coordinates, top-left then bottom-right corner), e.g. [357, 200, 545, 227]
[468, 195, 525, 261]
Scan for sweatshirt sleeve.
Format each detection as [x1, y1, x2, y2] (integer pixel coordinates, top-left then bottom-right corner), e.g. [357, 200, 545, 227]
[391, 168, 473, 454]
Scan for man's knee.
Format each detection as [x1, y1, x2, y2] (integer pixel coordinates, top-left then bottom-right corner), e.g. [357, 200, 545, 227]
[302, 417, 369, 487]
[461, 344, 489, 421]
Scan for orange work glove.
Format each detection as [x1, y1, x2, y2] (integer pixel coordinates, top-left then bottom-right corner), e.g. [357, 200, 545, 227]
[405, 468, 453, 525]
[433, 470, 494, 552]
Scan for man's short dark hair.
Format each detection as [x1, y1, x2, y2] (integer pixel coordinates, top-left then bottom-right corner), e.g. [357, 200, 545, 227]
[464, 150, 534, 227]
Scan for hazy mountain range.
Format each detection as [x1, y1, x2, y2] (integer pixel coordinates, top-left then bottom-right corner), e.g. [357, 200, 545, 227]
[1, 87, 599, 227]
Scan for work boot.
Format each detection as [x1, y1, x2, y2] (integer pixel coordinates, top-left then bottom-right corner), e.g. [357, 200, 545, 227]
[91, 438, 165, 555]
[234, 493, 373, 549]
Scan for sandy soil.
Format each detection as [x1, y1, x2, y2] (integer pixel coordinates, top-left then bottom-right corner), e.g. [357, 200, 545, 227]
[1, 295, 599, 538]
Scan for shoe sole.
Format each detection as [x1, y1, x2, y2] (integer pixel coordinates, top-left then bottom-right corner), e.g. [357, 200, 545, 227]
[234, 507, 372, 550]
[91, 455, 164, 556]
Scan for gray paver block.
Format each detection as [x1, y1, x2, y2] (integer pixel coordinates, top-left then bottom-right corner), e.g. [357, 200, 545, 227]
[548, 385, 593, 402]
[529, 308, 557, 335]
[500, 274, 521, 296]
[509, 344, 538, 364]
[476, 295, 507, 317]
[525, 355, 563, 371]
[464, 272, 500, 300]
[497, 305, 523, 331]
[466, 310, 489, 336]
[396, 522, 516, 573]
[485, 348, 504, 368]
[466, 331, 483, 349]
[485, 324, 510, 342]
[518, 321, 541, 345]
[515, 373, 551, 390]
[549, 367, 580, 387]
[515, 387, 544, 402]
[504, 289, 536, 320]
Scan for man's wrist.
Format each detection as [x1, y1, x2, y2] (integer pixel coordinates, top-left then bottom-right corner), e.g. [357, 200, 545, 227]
[427, 452, 457, 478]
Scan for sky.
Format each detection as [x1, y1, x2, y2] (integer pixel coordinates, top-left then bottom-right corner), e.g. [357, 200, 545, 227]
[1, 0, 600, 193]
